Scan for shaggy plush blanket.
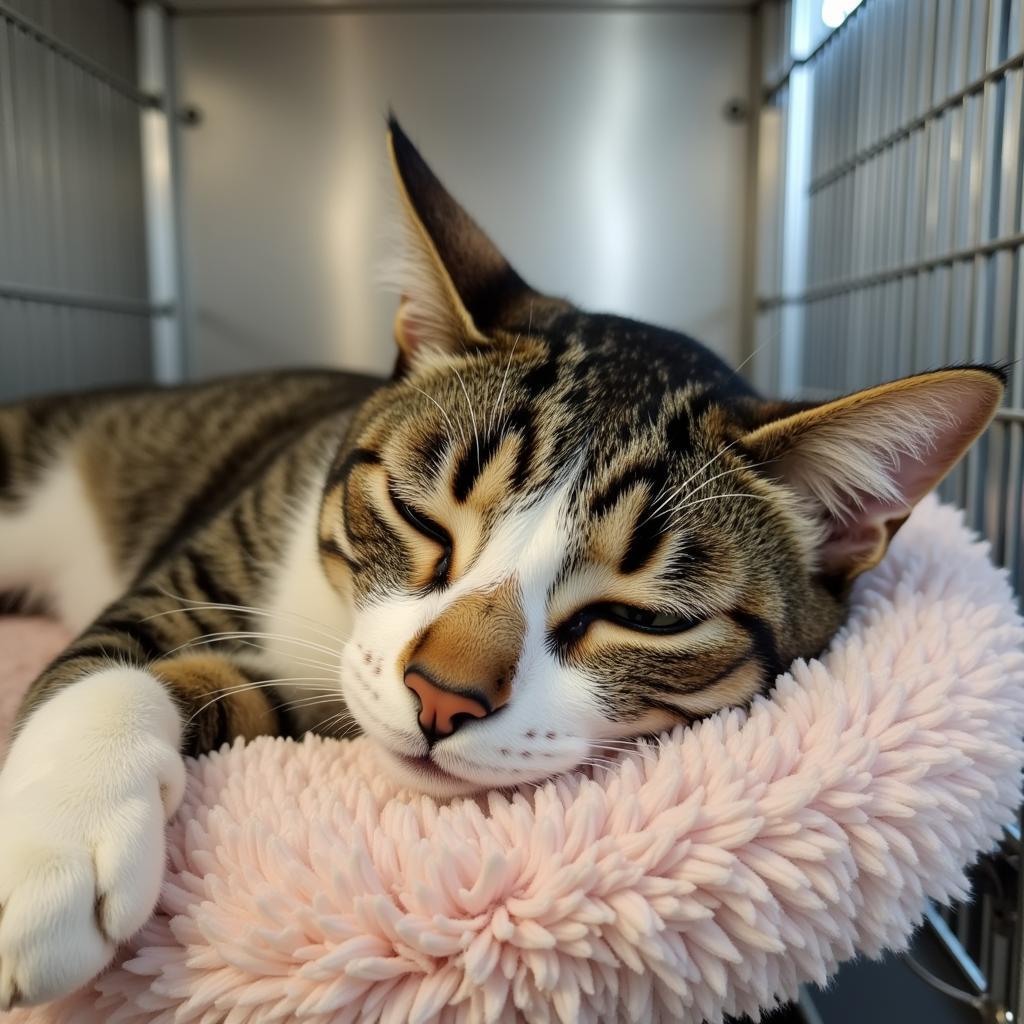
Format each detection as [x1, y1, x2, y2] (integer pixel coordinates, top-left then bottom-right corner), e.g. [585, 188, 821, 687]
[2, 497, 1023, 1024]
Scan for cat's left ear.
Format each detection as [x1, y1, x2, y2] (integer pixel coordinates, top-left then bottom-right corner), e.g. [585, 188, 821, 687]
[740, 367, 1005, 582]
[387, 116, 549, 364]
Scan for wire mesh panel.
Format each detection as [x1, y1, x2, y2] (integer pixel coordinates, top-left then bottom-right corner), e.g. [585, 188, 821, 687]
[756, 0, 1024, 1018]
[3, 0, 136, 80]
[0, 0, 153, 401]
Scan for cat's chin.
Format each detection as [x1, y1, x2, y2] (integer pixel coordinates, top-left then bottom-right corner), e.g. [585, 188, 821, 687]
[377, 748, 488, 797]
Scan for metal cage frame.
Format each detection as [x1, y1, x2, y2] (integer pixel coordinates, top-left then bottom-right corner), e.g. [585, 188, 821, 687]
[0, 0, 184, 399]
[753, 1, 1024, 1020]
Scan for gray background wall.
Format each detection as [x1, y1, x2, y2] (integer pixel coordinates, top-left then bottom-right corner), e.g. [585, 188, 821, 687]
[172, 6, 752, 378]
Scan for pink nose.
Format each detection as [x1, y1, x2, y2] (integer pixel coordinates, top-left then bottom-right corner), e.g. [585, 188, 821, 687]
[404, 670, 490, 740]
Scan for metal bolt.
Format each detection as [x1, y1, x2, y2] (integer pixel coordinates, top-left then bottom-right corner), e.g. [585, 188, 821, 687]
[722, 98, 748, 123]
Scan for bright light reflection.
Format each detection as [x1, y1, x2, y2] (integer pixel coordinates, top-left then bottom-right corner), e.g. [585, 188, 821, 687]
[584, 16, 638, 312]
[821, 0, 864, 29]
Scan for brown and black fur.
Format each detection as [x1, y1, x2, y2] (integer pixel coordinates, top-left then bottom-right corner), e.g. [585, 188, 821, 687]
[3, 371, 379, 752]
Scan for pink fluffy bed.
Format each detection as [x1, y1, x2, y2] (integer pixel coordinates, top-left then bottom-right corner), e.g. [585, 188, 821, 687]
[2, 497, 1023, 1024]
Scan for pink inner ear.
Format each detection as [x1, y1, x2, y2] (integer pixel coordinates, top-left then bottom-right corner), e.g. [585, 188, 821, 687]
[819, 490, 904, 575]
[755, 370, 1002, 580]
[394, 295, 427, 353]
[818, 388, 992, 575]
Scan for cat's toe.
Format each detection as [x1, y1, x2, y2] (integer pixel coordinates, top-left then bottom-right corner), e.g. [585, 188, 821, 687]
[0, 843, 113, 1007]
[0, 792, 167, 1007]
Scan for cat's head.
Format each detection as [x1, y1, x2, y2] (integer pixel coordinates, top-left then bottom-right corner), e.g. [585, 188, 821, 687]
[318, 117, 1004, 796]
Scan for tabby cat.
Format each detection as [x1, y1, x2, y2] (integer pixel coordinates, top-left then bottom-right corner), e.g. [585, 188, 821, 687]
[0, 118, 1004, 1008]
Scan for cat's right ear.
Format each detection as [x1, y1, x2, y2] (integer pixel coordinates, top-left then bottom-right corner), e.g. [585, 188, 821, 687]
[739, 367, 1004, 584]
[386, 116, 546, 366]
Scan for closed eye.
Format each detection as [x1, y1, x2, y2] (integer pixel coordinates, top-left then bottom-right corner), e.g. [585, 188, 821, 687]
[388, 489, 448, 541]
[599, 602, 704, 633]
[388, 488, 452, 586]
[556, 602, 705, 646]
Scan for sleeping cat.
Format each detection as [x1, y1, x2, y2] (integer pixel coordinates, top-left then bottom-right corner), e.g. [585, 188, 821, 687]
[0, 117, 1004, 1008]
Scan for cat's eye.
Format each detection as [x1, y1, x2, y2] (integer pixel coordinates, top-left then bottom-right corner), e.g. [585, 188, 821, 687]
[556, 602, 704, 647]
[600, 603, 703, 634]
[388, 489, 452, 587]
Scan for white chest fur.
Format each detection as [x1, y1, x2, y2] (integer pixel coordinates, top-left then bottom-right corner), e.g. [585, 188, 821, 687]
[261, 478, 353, 733]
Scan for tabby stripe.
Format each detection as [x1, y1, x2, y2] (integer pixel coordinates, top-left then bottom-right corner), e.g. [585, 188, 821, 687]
[165, 568, 224, 634]
[692, 650, 751, 694]
[232, 502, 262, 563]
[590, 462, 665, 518]
[618, 502, 669, 575]
[140, 427, 285, 573]
[452, 430, 506, 502]
[161, 661, 272, 757]
[139, 389, 355, 578]
[415, 431, 450, 475]
[499, 406, 537, 491]
[665, 394, 711, 457]
[729, 609, 783, 686]
[48, 643, 130, 670]
[185, 550, 246, 611]
[576, 314, 607, 350]
[94, 618, 167, 663]
[521, 356, 559, 398]
[663, 409, 692, 452]
[319, 535, 358, 570]
[281, 443, 310, 499]
[645, 653, 753, 710]
[325, 446, 381, 492]
[648, 697, 692, 719]
[342, 493, 400, 549]
[685, 389, 716, 430]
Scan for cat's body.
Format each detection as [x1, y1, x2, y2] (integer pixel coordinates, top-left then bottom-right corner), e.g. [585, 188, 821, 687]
[0, 119, 1005, 1009]
[1, 371, 378, 738]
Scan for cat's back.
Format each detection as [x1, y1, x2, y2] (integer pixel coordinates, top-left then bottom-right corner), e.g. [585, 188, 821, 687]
[0, 369, 383, 588]
[3, 369, 380, 493]
[81, 368, 380, 465]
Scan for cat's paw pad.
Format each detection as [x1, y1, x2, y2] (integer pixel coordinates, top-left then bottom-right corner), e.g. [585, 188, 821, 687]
[0, 780, 170, 1009]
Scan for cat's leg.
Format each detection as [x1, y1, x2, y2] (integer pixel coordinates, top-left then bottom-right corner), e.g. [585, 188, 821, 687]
[0, 589, 293, 1008]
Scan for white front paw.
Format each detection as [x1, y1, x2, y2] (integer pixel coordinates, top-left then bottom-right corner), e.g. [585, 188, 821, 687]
[0, 667, 184, 1008]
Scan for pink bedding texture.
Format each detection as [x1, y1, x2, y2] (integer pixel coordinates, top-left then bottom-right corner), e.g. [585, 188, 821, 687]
[2, 497, 1024, 1023]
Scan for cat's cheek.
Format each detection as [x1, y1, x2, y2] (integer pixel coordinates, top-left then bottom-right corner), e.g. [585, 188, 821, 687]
[0, 668, 184, 1009]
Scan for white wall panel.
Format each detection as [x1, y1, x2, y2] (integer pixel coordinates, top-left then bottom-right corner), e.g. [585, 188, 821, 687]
[175, 9, 751, 378]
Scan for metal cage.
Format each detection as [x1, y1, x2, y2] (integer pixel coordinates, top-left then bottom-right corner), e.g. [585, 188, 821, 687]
[0, 0, 184, 400]
[755, 0, 1024, 1020]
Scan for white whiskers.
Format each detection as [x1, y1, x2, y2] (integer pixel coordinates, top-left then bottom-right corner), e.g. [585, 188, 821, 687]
[410, 384, 466, 450]
[149, 589, 341, 645]
[450, 362, 481, 471]
[647, 438, 742, 520]
[188, 676, 334, 723]
[489, 333, 522, 437]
